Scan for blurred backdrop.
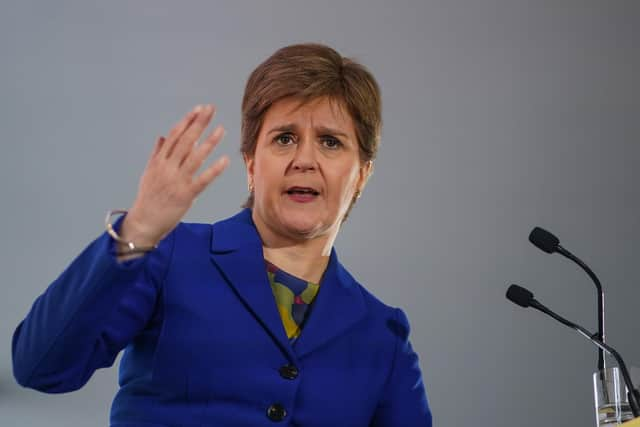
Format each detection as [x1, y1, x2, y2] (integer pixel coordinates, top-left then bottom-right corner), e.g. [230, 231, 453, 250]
[1, 1, 638, 426]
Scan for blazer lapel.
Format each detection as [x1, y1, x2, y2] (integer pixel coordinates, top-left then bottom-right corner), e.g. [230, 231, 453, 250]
[294, 249, 367, 359]
[209, 210, 295, 361]
[208, 209, 368, 361]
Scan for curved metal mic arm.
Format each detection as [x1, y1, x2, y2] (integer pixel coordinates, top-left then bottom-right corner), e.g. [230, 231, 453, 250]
[557, 244, 606, 372]
[531, 299, 639, 418]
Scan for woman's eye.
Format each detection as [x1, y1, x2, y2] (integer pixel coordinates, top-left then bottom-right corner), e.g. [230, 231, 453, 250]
[321, 136, 342, 149]
[275, 133, 295, 145]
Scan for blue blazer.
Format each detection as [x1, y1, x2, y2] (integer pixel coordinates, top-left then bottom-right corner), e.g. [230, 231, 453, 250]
[13, 209, 432, 426]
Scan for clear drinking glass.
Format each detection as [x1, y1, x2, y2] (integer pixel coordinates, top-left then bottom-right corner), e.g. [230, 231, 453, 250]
[593, 367, 639, 426]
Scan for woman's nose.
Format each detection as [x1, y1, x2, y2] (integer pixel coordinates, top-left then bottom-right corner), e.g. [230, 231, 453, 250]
[290, 137, 317, 171]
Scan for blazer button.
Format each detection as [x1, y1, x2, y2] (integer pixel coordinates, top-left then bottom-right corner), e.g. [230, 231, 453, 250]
[279, 364, 299, 380]
[267, 403, 287, 421]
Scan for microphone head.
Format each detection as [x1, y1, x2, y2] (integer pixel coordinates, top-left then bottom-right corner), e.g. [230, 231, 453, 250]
[506, 284, 535, 308]
[529, 227, 560, 254]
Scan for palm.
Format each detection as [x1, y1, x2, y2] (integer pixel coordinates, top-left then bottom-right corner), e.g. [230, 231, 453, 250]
[123, 104, 229, 246]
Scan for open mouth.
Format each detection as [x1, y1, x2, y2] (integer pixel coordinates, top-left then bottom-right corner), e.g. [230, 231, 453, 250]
[286, 186, 320, 196]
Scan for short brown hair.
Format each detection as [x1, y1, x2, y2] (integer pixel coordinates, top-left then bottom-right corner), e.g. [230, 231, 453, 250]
[241, 43, 381, 209]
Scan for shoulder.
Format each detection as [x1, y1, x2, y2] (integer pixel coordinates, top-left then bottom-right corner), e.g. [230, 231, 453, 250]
[361, 284, 410, 336]
[156, 210, 259, 265]
[173, 221, 212, 239]
[357, 280, 397, 317]
[338, 264, 398, 313]
[169, 209, 254, 246]
[337, 264, 411, 339]
[156, 222, 210, 255]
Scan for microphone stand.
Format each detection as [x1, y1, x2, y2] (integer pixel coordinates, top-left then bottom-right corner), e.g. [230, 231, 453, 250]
[556, 244, 606, 373]
[531, 299, 640, 417]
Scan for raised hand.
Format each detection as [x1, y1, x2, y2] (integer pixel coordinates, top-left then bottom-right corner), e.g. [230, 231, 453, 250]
[118, 104, 229, 254]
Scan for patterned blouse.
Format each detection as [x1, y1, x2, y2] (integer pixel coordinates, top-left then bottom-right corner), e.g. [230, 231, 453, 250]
[266, 260, 320, 341]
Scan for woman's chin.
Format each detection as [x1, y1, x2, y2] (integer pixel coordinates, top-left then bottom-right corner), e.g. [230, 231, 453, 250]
[279, 213, 329, 239]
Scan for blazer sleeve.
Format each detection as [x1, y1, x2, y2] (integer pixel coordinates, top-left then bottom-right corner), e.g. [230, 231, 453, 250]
[371, 308, 433, 427]
[11, 221, 173, 393]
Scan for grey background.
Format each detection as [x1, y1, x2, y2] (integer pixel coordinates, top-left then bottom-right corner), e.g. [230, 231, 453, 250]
[1, 1, 638, 426]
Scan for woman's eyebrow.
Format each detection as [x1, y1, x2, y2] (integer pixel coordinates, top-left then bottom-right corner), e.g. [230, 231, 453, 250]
[266, 124, 350, 139]
[315, 126, 348, 138]
[267, 124, 297, 135]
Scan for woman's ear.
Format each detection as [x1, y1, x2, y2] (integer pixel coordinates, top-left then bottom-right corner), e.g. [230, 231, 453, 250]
[357, 160, 374, 193]
[243, 153, 254, 189]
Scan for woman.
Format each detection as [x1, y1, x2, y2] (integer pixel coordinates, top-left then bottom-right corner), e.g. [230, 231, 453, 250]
[13, 43, 432, 426]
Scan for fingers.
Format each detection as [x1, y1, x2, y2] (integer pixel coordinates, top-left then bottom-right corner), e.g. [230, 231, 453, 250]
[159, 108, 199, 158]
[192, 155, 229, 195]
[151, 136, 166, 158]
[170, 105, 216, 164]
[183, 125, 225, 175]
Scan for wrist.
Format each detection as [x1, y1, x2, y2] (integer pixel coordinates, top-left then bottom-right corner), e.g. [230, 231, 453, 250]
[105, 210, 159, 256]
[119, 214, 162, 248]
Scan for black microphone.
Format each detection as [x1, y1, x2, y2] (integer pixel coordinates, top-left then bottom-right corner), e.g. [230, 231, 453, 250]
[529, 227, 605, 373]
[506, 284, 640, 417]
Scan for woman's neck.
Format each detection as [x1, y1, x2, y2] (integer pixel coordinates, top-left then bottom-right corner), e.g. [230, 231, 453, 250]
[255, 221, 337, 284]
[263, 244, 329, 284]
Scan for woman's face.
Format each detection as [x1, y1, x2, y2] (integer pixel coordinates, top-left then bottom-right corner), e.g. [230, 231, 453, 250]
[245, 96, 371, 243]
